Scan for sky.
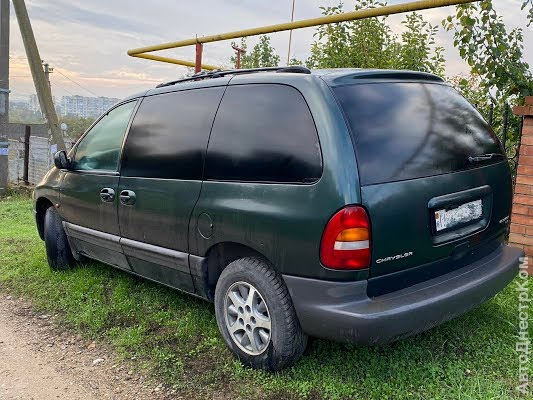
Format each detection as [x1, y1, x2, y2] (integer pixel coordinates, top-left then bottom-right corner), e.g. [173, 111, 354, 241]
[7, 0, 533, 102]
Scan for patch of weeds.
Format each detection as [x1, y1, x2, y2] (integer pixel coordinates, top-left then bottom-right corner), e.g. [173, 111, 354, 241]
[0, 196, 529, 399]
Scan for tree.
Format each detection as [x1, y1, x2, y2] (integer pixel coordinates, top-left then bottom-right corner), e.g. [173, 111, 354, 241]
[306, 1, 400, 69]
[443, 0, 532, 178]
[228, 2, 445, 74]
[230, 36, 280, 69]
[522, 0, 532, 26]
[442, 0, 533, 99]
[9, 104, 94, 141]
[305, 1, 445, 75]
[59, 116, 95, 140]
[450, 74, 521, 147]
[8, 107, 43, 124]
[288, 57, 304, 66]
[399, 13, 445, 76]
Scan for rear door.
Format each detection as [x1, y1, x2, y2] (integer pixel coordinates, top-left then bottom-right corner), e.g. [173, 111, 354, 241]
[117, 87, 225, 292]
[333, 82, 512, 278]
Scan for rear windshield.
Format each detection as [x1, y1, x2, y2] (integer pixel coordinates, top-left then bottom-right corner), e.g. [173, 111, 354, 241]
[334, 82, 504, 186]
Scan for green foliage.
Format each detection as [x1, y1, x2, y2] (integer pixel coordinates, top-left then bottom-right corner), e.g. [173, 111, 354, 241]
[9, 104, 94, 141]
[443, 0, 533, 98]
[451, 74, 521, 156]
[443, 1, 530, 177]
[522, 0, 532, 26]
[306, 1, 400, 70]
[59, 116, 96, 141]
[0, 195, 529, 399]
[399, 13, 445, 76]
[306, 1, 445, 75]
[8, 107, 44, 124]
[230, 36, 280, 69]
[288, 57, 304, 66]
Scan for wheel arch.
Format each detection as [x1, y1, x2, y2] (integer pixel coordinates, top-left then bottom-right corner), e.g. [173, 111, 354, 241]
[197, 241, 276, 301]
[35, 197, 54, 240]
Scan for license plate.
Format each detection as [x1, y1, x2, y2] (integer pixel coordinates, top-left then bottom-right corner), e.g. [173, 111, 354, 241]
[434, 199, 482, 232]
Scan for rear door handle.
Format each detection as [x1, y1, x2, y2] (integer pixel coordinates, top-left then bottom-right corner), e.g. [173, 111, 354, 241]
[100, 188, 115, 202]
[119, 190, 136, 206]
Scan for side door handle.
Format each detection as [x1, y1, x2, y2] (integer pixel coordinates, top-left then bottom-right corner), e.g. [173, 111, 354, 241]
[119, 190, 136, 206]
[100, 188, 115, 203]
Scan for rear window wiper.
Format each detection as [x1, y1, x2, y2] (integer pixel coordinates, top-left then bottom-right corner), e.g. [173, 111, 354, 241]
[468, 153, 505, 163]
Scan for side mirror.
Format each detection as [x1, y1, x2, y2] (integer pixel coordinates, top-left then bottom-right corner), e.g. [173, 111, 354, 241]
[54, 150, 70, 170]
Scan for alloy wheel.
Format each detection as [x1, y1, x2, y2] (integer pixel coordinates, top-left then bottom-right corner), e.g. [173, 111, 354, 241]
[224, 281, 271, 355]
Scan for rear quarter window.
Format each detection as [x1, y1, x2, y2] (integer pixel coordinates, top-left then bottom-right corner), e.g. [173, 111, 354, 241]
[334, 82, 503, 186]
[204, 84, 322, 183]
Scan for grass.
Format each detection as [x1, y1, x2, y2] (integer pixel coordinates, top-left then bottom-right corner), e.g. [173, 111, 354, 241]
[0, 193, 530, 399]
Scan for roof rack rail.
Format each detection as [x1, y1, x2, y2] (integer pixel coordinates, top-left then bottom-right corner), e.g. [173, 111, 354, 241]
[156, 66, 311, 88]
[275, 66, 311, 74]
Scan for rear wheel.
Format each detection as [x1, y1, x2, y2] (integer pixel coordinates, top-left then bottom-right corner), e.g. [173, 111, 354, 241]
[214, 257, 307, 370]
[44, 207, 76, 270]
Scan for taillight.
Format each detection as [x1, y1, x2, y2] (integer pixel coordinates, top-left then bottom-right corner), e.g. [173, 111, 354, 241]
[320, 206, 371, 270]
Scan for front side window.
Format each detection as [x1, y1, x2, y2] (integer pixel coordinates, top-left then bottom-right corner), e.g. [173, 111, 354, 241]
[72, 101, 136, 171]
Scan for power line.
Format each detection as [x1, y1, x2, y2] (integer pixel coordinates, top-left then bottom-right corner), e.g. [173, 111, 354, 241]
[53, 67, 100, 97]
[50, 77, 76, 96]
[12, 0, 66, 150]
[9, 90, 36, 97]
[12, 54, 98, 95]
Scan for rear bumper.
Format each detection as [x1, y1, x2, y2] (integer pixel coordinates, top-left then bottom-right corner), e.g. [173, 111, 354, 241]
[283, 244, 522, 344]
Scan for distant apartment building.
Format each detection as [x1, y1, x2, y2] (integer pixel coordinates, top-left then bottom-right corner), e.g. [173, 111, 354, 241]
[28, 94, 40, 113]
[59, 95, 120, 118]
[9, 99, 31, 112]
[28, 94, 58, 116]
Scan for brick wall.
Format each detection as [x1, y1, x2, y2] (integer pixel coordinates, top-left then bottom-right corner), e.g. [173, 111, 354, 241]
[509, 96, 533, 274]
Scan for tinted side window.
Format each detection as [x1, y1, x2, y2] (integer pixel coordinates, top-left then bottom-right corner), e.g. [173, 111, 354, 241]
[205, 84, 322, 183]
[121, 87, 225, 179]
[73, 101, 136, 171]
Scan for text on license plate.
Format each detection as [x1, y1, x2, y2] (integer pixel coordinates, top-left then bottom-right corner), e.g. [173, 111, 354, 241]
[435, 199, 482, 232]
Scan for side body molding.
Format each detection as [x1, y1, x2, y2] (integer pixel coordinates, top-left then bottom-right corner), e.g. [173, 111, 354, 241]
[62, 222, 205, 295]
[63, 222, 130, 269]
[120, 237, 189, 273]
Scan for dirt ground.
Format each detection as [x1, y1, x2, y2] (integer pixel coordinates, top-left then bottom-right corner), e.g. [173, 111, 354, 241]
[0, 295, 177, 400]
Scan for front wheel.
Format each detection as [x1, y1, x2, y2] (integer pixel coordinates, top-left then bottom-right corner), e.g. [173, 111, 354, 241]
[214, 257, 307, 371]
[44, 207, 76, 270]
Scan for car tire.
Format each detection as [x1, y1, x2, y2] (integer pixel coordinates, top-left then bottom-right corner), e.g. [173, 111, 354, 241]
[214, 257, 308, 371]
[44, 206, 76, 270]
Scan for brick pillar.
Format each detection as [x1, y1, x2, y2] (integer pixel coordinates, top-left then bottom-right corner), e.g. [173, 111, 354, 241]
[509, 96, 533, 274]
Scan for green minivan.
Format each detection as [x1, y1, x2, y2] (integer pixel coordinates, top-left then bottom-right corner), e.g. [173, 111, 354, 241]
[34, 67, 523, 370]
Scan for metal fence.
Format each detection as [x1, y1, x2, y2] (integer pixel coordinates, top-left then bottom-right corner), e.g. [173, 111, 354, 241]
[486, 103, 523, 185]
[8, 136, 74, 185]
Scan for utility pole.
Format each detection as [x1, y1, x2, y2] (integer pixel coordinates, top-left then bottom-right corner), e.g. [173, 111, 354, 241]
[0, 0, 10, 196]
[12, 0, 66, 151]
[0, 0, 9, 127]
[287, 0, 296, 66]
[231, 44, 246, 69]
[43, 62, 53, 88]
